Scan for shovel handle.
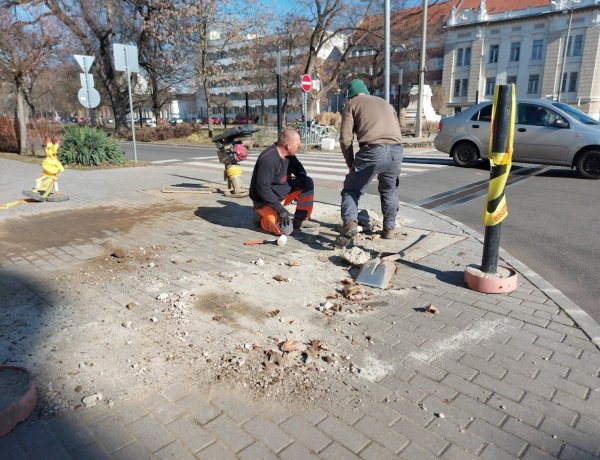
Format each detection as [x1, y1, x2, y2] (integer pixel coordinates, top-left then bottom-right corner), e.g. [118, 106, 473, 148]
[244, 240, 267, 245]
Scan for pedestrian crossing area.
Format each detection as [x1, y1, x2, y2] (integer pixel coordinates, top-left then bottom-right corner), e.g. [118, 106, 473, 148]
[154, 148, 452, 184]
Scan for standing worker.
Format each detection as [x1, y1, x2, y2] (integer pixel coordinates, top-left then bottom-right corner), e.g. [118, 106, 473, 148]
[336, 79, 404, 248]
[249, 129, 318, 237]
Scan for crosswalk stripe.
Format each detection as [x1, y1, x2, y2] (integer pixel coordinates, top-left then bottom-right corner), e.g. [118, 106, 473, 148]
[151, 159, 181, 164]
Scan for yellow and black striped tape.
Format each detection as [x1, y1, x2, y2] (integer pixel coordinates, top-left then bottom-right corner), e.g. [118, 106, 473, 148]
[483, 85, 516, 226]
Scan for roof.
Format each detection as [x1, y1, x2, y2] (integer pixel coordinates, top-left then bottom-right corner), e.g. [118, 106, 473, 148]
[447, 0, 550, 15]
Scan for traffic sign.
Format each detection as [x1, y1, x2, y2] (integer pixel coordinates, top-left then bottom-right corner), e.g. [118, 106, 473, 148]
[74, 55, 94, 73]
[301, 74, 312, 92]
[113, 43, 139, 73]
[78, 87, 100, 109]
[80, 73, 95, 89]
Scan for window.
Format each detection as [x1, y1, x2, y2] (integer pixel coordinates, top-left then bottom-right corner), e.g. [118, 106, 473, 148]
[453, 78, 468, 97]
[567, 34, 583, 57]
[531, 39, 543, 60]
[456, 47, 471, 66]
[485, 77, 496, 96]
[510, 42, 521, 62]
[518, 103, 566, 127]
[528, 74, 540, 95]
[471, 104, 493, 122]
[489, 44, 499, 63]
[507, 75, 517, 85]
[569, 72, 578, 92]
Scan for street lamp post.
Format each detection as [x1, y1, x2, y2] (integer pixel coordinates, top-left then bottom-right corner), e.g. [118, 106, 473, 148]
[415, 0, 427, 138]
[384, 0, 390, 102]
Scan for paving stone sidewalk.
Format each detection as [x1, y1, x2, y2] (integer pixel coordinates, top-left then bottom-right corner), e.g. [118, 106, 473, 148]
[1, 159, 599, 460]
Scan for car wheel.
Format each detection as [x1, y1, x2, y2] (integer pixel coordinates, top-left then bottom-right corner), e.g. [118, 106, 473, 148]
[575, 150, 600, 179]
[451, 142, 479, 167]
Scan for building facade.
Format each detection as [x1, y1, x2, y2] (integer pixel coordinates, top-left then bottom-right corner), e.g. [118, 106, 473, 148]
[441, 0, 600, 119]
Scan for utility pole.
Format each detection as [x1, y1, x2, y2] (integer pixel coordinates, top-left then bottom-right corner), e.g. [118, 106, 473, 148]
[384, 0, 390, 102]
[415, 0, 428, 138]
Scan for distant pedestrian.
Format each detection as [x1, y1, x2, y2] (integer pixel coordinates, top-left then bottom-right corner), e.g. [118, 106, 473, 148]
[336, 79, 404, 247]
[249, 129, 318, 236]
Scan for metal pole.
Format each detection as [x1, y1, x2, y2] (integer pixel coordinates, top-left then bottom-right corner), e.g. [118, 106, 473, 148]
[481, 85, 513, 274]
[415, 0, 428, 138]
[245, 92, 249, 125]
[384, 0, 390, 102]
[125, 50, 137, 163]
[276, 50, 282, 134]
[397, 68, 403, 115]
[557, 8, 573, 102]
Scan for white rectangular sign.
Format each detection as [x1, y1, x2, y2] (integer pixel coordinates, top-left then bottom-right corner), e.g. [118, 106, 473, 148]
[113, 43, 139, 73]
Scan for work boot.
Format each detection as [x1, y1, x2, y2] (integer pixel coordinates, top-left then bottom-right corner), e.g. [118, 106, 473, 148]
[381, 228, 396, 239]
[293, 219, 320, 230]
[335, 221, 358, 248]
[252, 213, 262, 229]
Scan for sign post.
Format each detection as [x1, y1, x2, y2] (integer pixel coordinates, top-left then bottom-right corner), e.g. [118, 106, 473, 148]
[113, 44, 140, 162]
[301, 74, 312, 138]
[74, 55, 100, 126]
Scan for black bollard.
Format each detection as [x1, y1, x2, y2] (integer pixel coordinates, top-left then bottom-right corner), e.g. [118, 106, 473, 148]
[480, 84, 515, 274]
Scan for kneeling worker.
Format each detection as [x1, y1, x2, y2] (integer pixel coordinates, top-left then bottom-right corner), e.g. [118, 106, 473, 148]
[249, 128, 318, 236]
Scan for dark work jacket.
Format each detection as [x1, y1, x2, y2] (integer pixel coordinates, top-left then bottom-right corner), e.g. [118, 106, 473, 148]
[249, 144, 307, 214]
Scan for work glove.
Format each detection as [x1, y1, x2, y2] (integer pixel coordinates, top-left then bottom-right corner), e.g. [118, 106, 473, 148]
[278, 209, 293, 227]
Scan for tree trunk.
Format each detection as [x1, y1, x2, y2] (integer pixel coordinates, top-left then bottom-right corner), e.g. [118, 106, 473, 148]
[203, 78, 214, 138]
[16, 85, 28, 155]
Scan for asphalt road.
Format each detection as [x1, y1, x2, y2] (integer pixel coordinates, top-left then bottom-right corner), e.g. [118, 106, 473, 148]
[121, 142, 600, 324]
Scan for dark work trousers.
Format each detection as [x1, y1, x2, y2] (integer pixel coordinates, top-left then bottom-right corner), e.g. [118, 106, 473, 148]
[340, 144, 404, 230]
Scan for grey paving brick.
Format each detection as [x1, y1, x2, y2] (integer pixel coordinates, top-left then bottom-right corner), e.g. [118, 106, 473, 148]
[551, 350, 600, 376]
[536, 370, 589, 399]
[69, 441, 112, 460]
[211, 395, 255, 424]
[522, 445, 559, 460]
[162, 383, 194, 402]
[486, 394, 543, 428]
[546, 321, 587, 339]
[565, 368, 600, 389]
[166, 416, 214, 454]
[46, 413, 96, 453]
[441, 444, 481, 460]
[398, 441, 440, 460]
[522, 322, 566, 342]
[488, 353, 538, 379]
[354, 415, 408, 453]
[378, 374, 428, 402]
[540, 416, 600, 456]
[473, 372, 525, 402]
[319, 442, 361, 460]
[195, 441, 236, 460]
[358, 441, 400, 460]
[112, 400, 150, 425]
[453, 393, 506, 426]
[280, 415, 331, 453]
[0, 433, 28, 460]
[354, 399, 401, 426]
[507, 337, 553, 359]
[259, 403, 292, 426]
[127, 415, 175, 453]
[433, 356, 479, 381]
[473, 299, 512, 316]
[113, 441, 152, 460]
[520, 352, 569, 377]
[278, 442, 319, 460]
[442, 373, 492, 403]
[237, 442, 279, 460]
[559, 443, 599, 460]
[575, 414, 600, 439]
[300, 406, 328, 425]
[402, 357, 448, 381]
[479, 442, 522, 460]
[521, 392, 578, 427]
[477, 336, 523, 360]
[468, 418, 528, 456]
[428, 419, 486, 454]
[317, 400, 363, 426]
[563, 334, 600, 353]
[389, 394, 435, 425]
[242, 417, 293, 453]
[204, 415, 253, 454]
[581, 350, 600, 365]
[154, 441, 196, 460]
[175, 392, 221, 425]
[391, 417, 449, 455]
[88, 415, 135, 453]
[503, 371, 556, 400]
[552, 389, 599, 418]
[503, 417, 562, 455]
[459, 353, 506, 380]
[419, 394, 474, 427]
[149, 395, 186, 425]
[412, 372, 462, 402]
[535, 336, 582, 358]
[318, 416, 370, 454]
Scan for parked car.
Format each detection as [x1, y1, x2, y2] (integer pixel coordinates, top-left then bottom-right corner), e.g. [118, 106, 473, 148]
[203, 116, 221, 124]
[234, 115, 253, 124]
[434, 99, 600, 179]
[169, 118, 183, 126]
[141, 118, 156, 127]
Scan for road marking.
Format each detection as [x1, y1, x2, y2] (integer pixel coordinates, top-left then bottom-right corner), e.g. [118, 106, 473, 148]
[150, 159, 182, 164]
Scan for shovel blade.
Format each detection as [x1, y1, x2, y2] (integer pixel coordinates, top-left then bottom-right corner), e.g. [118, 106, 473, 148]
[355, 259, 397, 288]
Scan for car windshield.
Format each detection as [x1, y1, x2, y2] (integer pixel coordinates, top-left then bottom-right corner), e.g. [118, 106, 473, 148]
[552, 102, 600, 125]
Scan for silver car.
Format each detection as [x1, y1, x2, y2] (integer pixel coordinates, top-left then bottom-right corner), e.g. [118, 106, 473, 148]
[434, 99, 600, 179]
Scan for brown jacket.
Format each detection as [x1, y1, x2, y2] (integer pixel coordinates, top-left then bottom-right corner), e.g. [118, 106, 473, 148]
[339, 94, 402, 167]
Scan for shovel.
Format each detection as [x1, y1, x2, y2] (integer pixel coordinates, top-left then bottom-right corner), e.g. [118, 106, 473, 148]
[355, 232, 434, 288]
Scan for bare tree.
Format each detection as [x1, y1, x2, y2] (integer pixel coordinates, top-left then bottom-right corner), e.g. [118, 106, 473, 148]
[0, 5, 61, 154]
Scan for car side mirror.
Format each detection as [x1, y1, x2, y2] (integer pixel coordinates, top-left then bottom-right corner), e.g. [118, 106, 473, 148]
[554, 119, 569, 129]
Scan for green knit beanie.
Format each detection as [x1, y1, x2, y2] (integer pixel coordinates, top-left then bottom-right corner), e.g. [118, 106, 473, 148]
[347, 79, 370, 98]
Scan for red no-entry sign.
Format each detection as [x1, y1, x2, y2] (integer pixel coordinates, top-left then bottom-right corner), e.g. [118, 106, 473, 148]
[301, 74, 312, 92]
